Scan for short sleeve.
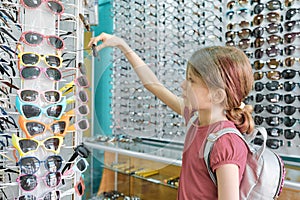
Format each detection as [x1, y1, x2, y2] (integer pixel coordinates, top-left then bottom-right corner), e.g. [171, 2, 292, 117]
[210, 133, 248, 178]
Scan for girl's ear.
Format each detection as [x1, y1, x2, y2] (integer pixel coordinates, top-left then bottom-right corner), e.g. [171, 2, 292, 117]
[211, 88, 226, 104]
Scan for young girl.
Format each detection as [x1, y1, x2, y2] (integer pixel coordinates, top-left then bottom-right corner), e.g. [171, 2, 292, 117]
[88, 33, 255, 200]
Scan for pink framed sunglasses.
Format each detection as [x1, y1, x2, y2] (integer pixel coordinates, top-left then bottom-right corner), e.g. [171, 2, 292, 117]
[20, 0, 64, 15]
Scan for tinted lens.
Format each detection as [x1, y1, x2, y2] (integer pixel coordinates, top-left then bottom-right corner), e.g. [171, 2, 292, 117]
[20, 90, 39, 102]
[266, 81, 280, 91]
[266, 12, 281, 22]
[45, 55, 61, 67]
[45, 172, 61, 187]
[78, 62, 87, 75]
[266, 139, 281, 149]
[21, 53, 39, 65]
[267, 59, 282, 69]
[46, 105, 63, 118]
[18, 195, 37, 200]
[284, 129, 297, 139]
[266, 23, 283, 34]
[238, 28, 251, 39]
[283, 106, 297, 115]
[254, 82, 264, 91]
[254, 116, 264, 125]
[78, 104, 89, 115]
[77, 182, 84, 195]
[284, 117, 297, 127]
[45, 68, 61, 81]
[284, 57, 295, 67]
[76, 159, 87, 172]
[79, 90, 88, 103]
[267, 35, 282, 45]
[255, 94, 264, 102]
[50, 121, 66, 135]
[20, 157, 40, 174]
[266, 46, 281, 57]
[77, 76, 89, 87]
[266, 116, 283, 126]
[266, 128, 282, 137]
[253, 60, 264, 70]
[254, 105, 264, 113]
[286, 8, 299, 20]
[22, 0, 42, 8]
[266, 71, 281, 80]
[253, 14, 263, 26]
[284, 20, 298, 31]
[44, 190, 60, 200]
[284, 33, 299, 43]
[282, 69, 297, 79]
[283, 81, 296, 91]
[284, 45, 296, 55]
[19, 175, 37, 191]
[22, 105, 41, 118]
[45, 155, 63, 172]
[266, 104, 282, 114]
[253, 27, 264, 37]
[26, 122, 45, 136]
[76, 145, 90, 158]
[48, 36, 64, 49]
[24, 32, 43, 45]
[254, 37, 264, 48]
[266, 93, 282, 103]
[284, 94, 297, 104]
[21, 67, 41, 79]
[266, 0, 282, 10]
[44, 91, 61, 103]
[238, 39, 251, 49]
[47, 1, 63, 14]
[44, 138, 61, 151]
[254, 3, 264, 14]
[78, 119, 89, 130]
[255, 48, 264, 59]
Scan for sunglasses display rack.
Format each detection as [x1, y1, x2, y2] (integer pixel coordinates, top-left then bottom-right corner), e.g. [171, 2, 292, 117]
[0, 0, 92, 199]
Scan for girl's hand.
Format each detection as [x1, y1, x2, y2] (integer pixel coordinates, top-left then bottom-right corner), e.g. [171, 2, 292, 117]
[87, 32, 127, 52]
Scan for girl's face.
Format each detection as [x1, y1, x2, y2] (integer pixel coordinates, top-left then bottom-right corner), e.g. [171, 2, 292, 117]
[181, 69, 212, 110]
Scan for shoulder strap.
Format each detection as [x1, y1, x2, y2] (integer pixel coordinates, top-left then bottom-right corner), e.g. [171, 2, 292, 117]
[204, 127, 268, 185]
[186, 112, 198, 130]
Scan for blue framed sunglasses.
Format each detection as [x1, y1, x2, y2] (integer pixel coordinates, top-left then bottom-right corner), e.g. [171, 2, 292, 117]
[15, 96, 66, 119]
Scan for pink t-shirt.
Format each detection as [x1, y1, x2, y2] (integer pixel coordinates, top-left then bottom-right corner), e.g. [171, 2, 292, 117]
[177, 108, 248, 200]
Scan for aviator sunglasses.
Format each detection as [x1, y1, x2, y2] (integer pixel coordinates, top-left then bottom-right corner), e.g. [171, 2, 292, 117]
[20, 0, 64, 15]
[19, 31, 65, 50]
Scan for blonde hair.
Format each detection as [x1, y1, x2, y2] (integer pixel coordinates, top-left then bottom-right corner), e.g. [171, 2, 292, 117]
[188, 46, 254, 134]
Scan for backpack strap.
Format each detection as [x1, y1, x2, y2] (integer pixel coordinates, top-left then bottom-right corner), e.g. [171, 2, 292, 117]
[204, 127, 268, 185]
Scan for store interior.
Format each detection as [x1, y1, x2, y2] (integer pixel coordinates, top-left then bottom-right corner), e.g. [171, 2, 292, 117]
[0, 0, 300, 199]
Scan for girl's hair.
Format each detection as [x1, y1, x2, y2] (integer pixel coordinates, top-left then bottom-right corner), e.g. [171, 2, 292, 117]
[188, 46, 254, 134]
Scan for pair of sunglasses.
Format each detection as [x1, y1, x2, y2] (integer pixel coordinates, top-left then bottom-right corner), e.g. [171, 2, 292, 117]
[18, 52, 62, 68]
[19, 31, 64, 50]
[18, 110, 75, 138]
[17, 89, 62, 104]
[12, 134, 64, 157]
[17, 155, 63, 174]
[20, 0, 64, 15]
[19, 66, 62, 81]
[16, 95, 67, 120]
[17, 188, 75, 200]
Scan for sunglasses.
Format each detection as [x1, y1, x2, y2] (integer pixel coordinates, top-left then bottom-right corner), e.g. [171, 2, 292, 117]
[78, 90, 88, 103]
[254, 69, 300, 80]
[18, 110, 75, 138]
[254, 104, 300, 115]
[75, 177, 85, 196]
[63, 157, 89, 176]
[225, 28, 251, 40]
[252, 12, 282, 26]
[16, 96, 67, 119]
[227, 20, 250, 30]
[254, 116, 283, 126]
[284, 45, 299, 56]
[254, 46, 282, 59]
[253, 35, 283, 48]
[254, 81, 300, 91]
[285, 57, 300, 67]
[18, 52, 62, 68]
[253, 0, 282, 14]
[17, 89, 62, 104]
[19, 31, 65, 50]
[284, 20, 300, 31]
[286, 8, 300, 20]
[12, 134, 64, 157]
[16, 188, 75, 200]
[283, 129, 300, 140]
[17, 155, 63, 174]
[226, 39, 251, 49]
[284, 32, 300, 44]
[252, 93, 300, 104]
[252, 59, 283, 70]
[16, 172, 63, 191]
[20, 0, 64, 15]
[19, 66, 62, 81]
[60, 75, 90, 94]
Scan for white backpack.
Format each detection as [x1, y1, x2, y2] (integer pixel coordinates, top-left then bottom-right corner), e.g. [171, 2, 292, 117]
[203, 127, 285, 199]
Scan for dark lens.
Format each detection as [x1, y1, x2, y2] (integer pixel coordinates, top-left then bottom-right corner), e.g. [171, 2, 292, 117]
[267, 59, 282, 69]
[266, 104, 282, 114]
[78, 62, 87, 75]
[284, 116, 297, 127]
[78, 119, 89, 130]
[253, 14, 263, 26]
[283, 106, 297, 115]
[266, 116, 283, 126]
[44, 91, 61, 103]
[22, 53, 39, 65]
[266, 0, 282, 10]
[77, 76, 89, 87]
[22, 105, 41, 118]
[266, 46, 281, 57]
[18, 195, 37, 200]
[266, 12, 281, 22]
[254, 71, 264, 80]
[45, 172, 61, 187]
[225, 31, 235, 40]
[285, 0, 295, 7]
[254, 116, 264, 125]
[79, 90, 88, 103]
[20, 90, 39, 102]
[254, 3, 264, 14]
[78, 104, 89, 115]
[266, 128, 282, 137]
[266, 23, 283, 34]
[282, 69, 297, 79]
[255, 48, 264, 59]
[255, 94, 264, 102]
[284, 45, 296, 56]
[254, 37, 264, 48]
[284, 20, 297, 31]
[22, 0, 42, 8]
[77, 182, 84, 195]
[19, 175, 37, 191]
[50, 121, 66, 135]
[284, 129, 297, 139]
[24, 32, 43, 45]
[284, 57, 295, 67]
[238, 28, 251, 39]
[76, 145, 90, 158]
[254, 82, 264, 91]
[45, 68, 61, 81]
[266, 93, 282, 103]
[21, 66, 41, 79]
[48, 36, 64, 49]
[46, 105, 63, 118]
[266, 81, 280, 91]
[44, 138, 61, 151]
[43, 190, 60, 200]
[284, 94, 297, 104]
[283, 81, 296, 91]
[76, 159, 87, 172]
[252, 26, 264, 37]
[286, 8, 299, 20]
[45, 55, 61, 67]
[47, 1, 64, 14]
[45, 155, 63, 172]
[253, 60, 264, 70]
[284, 33, 298, 43]
[266, 139, 281, 149]
[266, 35, 282, 45]
[20, 157, 40, 174]
[26, 122, 45, 136]
[254, 105, 264, 113]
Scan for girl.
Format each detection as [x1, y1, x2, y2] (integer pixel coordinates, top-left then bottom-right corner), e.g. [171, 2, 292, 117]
[88, 33, 254, 200]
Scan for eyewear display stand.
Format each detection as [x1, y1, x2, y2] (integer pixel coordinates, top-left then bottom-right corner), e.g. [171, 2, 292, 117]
[86, 0, 300, 199]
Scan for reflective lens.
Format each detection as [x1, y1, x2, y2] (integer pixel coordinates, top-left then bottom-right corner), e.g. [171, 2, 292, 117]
[19, 52, 62, 68]
[21, 31, 64, 50]
[21, 0, 64, 15]
[18, 89, 61, 103]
